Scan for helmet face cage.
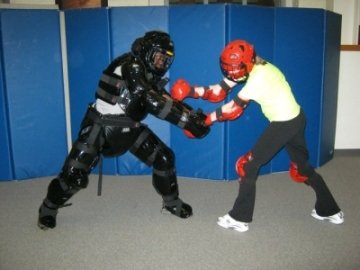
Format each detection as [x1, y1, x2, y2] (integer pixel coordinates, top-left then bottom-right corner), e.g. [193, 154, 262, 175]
[141, 31, 175, 76]
[220, 61, 248, 82]
[220, 40, 255, 82]
[146, 47, 174, 76]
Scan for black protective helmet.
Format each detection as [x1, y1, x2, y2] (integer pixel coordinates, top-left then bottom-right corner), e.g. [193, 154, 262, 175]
[132, 31, 175, 76]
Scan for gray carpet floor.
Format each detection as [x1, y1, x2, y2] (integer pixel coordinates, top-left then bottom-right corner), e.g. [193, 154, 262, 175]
[0, 150, 359, 270]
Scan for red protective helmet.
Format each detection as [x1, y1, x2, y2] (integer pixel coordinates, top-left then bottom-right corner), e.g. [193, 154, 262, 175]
[220, 40, 255, 82]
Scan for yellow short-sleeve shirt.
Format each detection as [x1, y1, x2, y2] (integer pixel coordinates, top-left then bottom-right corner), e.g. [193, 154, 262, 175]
[239, 62, 300, 122]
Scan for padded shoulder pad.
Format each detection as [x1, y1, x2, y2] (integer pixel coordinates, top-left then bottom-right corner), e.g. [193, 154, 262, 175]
[122, 58, 146, 79]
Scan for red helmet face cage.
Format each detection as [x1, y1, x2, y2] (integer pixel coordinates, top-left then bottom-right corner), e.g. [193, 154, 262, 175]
[220, 40, 255, 82]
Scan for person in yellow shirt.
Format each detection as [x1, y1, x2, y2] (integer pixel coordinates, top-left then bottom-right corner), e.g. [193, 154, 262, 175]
[171, 39, 344, 232]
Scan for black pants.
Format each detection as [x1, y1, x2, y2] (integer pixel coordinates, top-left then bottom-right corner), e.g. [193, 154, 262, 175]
[229, 109, 341, 222]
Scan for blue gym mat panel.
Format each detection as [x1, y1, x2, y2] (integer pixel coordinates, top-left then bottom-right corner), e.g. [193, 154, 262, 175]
[64, 8, 117, 175]
[0, 67, 13, 180]
[0, 9, 67, 180]
[169, 4, 228, 180]
[226, 5, 275, 180]
[0, 12, 13, 180]
[0, 5, 341, 181]
[273, 7, 324, 172]
[319, 11, 341, 165]
[109, 6, 170, 176]
[271, 8, 341, 172]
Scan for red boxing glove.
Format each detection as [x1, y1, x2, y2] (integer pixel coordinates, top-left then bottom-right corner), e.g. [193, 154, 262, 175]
[184, 129, 195, 138]
[218, 106, 244, 121]
[205, 114, 213, 126]
[203, 88, 227, 103]
[204, 106, 243, 126]
[171, 79, 194, 101]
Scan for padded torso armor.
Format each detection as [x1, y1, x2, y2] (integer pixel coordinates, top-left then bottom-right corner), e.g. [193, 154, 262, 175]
[96, 53, 164, 121]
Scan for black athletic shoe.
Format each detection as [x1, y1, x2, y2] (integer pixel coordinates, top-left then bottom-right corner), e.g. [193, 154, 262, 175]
[38, 203, 58, 230]
[163, 199, 193, 218]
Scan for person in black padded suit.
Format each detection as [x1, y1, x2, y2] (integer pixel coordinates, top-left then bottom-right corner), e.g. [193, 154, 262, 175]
[38, 31, 210, 230]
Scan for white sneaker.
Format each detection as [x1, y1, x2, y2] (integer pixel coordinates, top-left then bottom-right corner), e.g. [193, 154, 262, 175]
[311, 209, 344, 224]
[217, 214, 249, 232]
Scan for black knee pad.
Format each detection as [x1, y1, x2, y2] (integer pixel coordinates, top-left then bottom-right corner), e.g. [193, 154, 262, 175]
[59, 139, 99, 191]
[61, 168, 89, 189]
[130, 128, 175, 168]
[65, 141, 100, 173]
[46, 177, 80, 206]
[130, 128, 178, 196]
[153, 145, 175, 170]
[152, 145, 177, 196]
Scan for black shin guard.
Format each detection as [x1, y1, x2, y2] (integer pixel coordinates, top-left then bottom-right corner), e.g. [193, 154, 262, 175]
[152, 169, 192, 218]
[38, 177, 79, 230]
[130, 128, 192, 218]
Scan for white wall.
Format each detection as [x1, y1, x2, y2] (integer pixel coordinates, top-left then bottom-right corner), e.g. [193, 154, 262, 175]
[108, 0, 167, 6]
[8, 0, 54, 4]
[334, 0, 359, 44]
[332, 0, 360, 149]
[335, 52, 360, 149]
[297, 0, 333, 10]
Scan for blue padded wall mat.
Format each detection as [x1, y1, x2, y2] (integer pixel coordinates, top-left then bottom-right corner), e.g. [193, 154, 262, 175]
[1, 9, 67, 180]
[272, 8, 326, 171]
[65, 8, 117, 175]
[0, 5, 340, 181]
[169, 4, 227, 180]
[226, 5, 274, 180]
[0, 59, 13, 180]
[65, 7, 170, 176]
[319, 11, 341, 165]
[109, 7, 169, 176]
[0, 12, 13, 180]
